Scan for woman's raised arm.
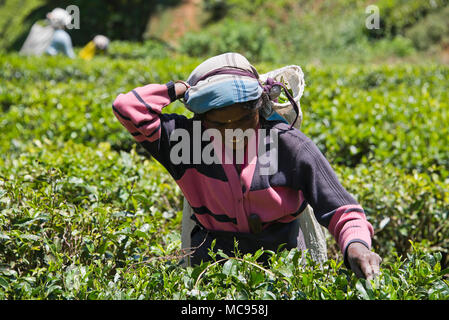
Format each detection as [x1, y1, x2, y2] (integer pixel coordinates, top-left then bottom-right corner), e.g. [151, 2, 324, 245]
[112, 81, 190, 176]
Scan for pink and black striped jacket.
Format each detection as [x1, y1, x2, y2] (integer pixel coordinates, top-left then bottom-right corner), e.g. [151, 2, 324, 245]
[112, 81, 374, 257]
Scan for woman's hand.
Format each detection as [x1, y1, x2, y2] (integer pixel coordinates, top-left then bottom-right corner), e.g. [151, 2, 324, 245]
[175, 81, 189, 99]
[347, 242, 382, 280]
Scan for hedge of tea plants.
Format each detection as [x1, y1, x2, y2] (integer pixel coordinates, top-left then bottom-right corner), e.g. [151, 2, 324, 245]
[0, 52, 448, 299]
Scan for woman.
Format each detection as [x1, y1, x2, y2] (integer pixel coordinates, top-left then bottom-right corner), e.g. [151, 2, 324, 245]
[19, 8, 74, 58]
[112, 53, 381, 279]
[79, 35, 110, 61]
[45, 8, 75, 58]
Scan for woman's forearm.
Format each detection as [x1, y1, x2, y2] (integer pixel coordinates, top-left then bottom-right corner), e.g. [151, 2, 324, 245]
[112, 82, 175, 143]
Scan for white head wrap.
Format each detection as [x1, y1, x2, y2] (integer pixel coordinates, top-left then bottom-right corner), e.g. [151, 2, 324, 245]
[47, 8, 71, 29]
[93, 35, 110, 50]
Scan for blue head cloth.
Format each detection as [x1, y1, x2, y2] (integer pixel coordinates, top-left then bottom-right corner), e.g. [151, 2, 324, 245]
[183, 52, 288, 124]
[185, 76, 263, 113]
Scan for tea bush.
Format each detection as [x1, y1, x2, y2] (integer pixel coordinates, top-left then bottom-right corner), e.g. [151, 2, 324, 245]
[334, 163, 449, 266]
[107, 40, 175, 60]
[0, 51, 448, 299]
[301, 64, 449, 171]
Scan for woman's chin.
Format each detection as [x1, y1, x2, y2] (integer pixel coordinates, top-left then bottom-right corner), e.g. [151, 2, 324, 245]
[224, 139, 247, 151]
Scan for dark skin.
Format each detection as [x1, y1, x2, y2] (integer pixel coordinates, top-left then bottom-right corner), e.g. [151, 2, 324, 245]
[175, 82, 382, 280]
[202, 104, 259, 150]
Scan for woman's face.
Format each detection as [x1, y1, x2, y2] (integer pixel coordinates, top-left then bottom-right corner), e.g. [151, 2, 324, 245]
[202, 104, 259, 150]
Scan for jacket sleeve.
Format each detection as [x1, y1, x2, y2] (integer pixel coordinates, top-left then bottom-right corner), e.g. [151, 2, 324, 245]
[294, 138, 374, 264]
[112, 81, 190, 177]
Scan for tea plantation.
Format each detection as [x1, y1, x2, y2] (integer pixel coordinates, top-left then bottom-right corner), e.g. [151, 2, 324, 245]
[0, 52, 448, 299]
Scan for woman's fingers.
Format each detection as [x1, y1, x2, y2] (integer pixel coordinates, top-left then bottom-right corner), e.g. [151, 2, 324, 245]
[174, 81, 189, 99]
[347, 242, 382, 280]
[359, 258, 374, 280]
[370, 253, 382, 278]
[360, 252, 382, 280]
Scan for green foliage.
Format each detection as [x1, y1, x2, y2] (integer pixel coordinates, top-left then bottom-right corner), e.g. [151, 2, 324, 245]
[405, 6, 449, 50]
[107, 40, 175, 60]
[0, 0, 45, 50]
[367, 0, 449, 39]
[334, 163, 449, 266]
[180, 0, 428, 65]
[180, 19, 277, 63]
[301, 64, 449, 171]
[0, 53, 198, 155]
[206, 0, 298, 17]
[202, 0, 231, 20]
[0, 141, 184, 299]
[0, 52, 448, 299]
[3, 0, 445, 64]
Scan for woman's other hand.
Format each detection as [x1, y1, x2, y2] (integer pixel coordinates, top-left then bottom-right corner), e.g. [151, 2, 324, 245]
[175, 81, 189, 99]
[347, 242, 382, 280]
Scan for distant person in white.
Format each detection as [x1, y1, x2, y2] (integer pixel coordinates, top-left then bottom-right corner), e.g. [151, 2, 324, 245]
[20, 8, 75, 59]
[45, 8, 75, 58]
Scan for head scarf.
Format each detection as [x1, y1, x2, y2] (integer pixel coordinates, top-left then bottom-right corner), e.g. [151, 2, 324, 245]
[93, 35, 110, 50]
[47, 8, 71, 29]
[184, 52, 299, 128]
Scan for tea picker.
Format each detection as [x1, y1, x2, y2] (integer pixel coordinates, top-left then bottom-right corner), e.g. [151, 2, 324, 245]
[20, 8, 75, 58]
[181, 65, 328, 266]
[112, 52, 381, 279]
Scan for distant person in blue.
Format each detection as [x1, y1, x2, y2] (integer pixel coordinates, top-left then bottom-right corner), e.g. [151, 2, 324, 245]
[45, 8, 75, 58]
[20, 8, 75, 58]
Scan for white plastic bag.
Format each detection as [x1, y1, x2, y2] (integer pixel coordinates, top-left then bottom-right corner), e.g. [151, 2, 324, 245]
[259, 65, 305, 129]
[20, 22, 54, 56]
